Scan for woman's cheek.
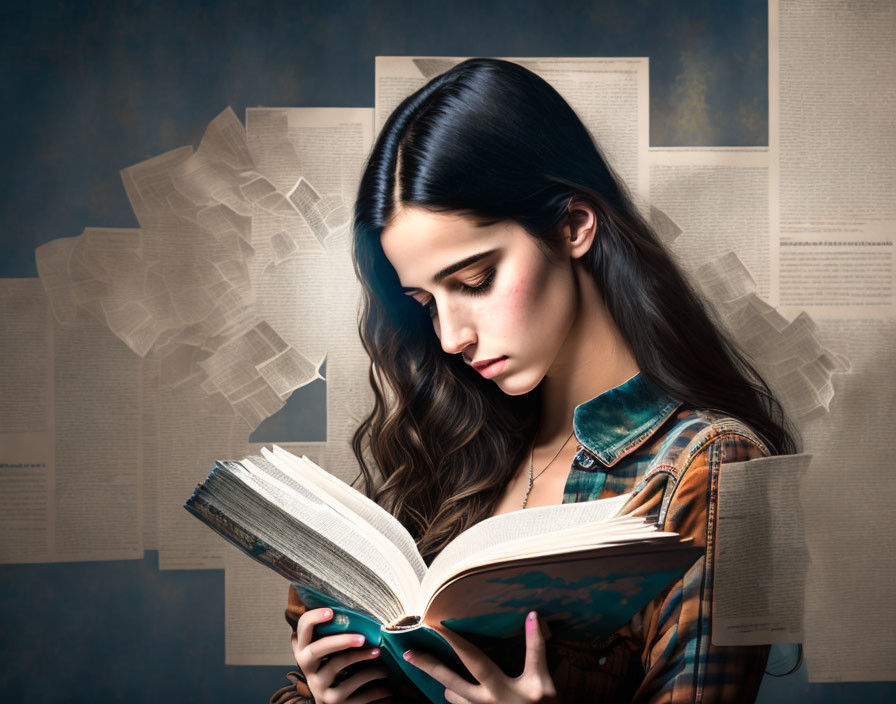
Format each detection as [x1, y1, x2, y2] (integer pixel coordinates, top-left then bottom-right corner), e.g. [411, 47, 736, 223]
[497, 284, 529, 338]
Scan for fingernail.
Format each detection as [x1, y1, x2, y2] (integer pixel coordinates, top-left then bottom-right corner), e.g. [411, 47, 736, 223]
[526, 611, 537, 634]
[403, 649, 414, 661]
[369, 647, 380, 658]
[323, 608, 332, 618]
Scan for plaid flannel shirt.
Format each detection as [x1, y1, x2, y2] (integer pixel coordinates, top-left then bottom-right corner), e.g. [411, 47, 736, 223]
[271, 372, 771, 703]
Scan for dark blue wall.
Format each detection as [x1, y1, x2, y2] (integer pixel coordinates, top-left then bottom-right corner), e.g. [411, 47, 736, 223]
[2, 1, 891, 701]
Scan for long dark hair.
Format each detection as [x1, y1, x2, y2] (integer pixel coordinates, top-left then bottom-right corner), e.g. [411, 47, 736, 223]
[350, 57, 800, 564]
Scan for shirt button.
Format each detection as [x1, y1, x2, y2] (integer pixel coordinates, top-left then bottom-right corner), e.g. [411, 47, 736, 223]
[575, 450, 595, 469]
[598, 656, 607, 666]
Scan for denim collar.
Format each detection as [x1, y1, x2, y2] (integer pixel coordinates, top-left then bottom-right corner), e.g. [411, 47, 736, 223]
[573, 371, 683, 468]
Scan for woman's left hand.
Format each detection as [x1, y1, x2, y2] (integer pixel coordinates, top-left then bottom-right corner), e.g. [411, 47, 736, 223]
[402, 610, 561, 704]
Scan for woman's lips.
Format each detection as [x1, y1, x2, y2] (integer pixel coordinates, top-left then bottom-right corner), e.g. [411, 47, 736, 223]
[472, 356, 508, 379]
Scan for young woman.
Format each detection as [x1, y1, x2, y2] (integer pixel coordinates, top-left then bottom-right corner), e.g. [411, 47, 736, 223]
[271, 58, 799, 704]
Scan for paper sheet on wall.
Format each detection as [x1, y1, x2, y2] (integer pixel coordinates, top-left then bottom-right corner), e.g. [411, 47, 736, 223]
[244, 107, 375, 485]
[772, 0, 895, 322]
[156, 376, 243, 570]
[0, 279, 55, 563]
[51, 309, 143, 561]
[648, 148, 849, 424]
[797, 317, 896, 682]
[245, 109, 349, 371]
[2, 279, 151, 564]
[769, 0, 896, 682]
[322, 222, 376, 483]
[713, 453, 812, 646]
[648, 147, 772, 300]
[141, 357, 160, 551]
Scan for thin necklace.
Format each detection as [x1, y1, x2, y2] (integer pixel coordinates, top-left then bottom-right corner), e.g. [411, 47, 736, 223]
[521, 429, 576, 510]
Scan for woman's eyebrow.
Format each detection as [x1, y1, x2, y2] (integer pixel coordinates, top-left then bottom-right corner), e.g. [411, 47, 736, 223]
[401, 249, 498, 293]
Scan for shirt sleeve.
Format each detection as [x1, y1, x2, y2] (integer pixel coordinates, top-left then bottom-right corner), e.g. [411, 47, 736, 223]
[629, 431, 771, 704]
[269, 584, 315, 704]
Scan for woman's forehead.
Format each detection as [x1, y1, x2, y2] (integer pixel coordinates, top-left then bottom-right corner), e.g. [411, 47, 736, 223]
[380, 207, 510, 287]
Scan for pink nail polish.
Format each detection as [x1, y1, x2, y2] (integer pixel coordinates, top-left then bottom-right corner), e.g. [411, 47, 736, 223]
[526, 611, 537, 633]
[403, 649, 414, 661]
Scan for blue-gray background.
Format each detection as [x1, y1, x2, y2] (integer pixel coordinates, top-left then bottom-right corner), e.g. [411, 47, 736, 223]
[1, 1, 891, 701]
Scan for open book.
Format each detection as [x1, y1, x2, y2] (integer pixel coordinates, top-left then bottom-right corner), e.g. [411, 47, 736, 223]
[184, 446, 702, 703]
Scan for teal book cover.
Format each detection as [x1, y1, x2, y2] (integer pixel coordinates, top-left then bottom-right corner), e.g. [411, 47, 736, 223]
[293, 541, 703, 704]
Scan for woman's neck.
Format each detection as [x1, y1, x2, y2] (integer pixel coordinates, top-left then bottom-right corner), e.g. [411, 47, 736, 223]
[537, 264, 639, 445]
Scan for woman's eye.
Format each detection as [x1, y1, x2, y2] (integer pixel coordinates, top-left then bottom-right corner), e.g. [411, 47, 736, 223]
[416, 268, 495, 319]
[460, 268, 496, 295]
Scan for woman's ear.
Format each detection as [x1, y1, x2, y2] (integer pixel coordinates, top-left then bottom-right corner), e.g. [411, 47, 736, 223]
[565, 199, 599, 259]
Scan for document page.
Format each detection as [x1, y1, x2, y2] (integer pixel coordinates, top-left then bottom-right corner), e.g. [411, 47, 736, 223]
[0, 279, 54, 563]
[797, 317, 896, 682]
[714, 453, 812, 645]
[157, 377, 243, 570]
[244, 108, 375, 476]
[52, 308, 142, 561]
[770, 0, 896, 681]
[648, 147, 772, 300]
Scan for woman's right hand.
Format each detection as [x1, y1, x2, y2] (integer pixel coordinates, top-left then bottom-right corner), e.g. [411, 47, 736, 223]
[292, 607, 393, 703]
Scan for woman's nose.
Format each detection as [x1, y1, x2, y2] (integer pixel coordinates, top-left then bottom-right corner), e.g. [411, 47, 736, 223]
[434, 302, 476, 355]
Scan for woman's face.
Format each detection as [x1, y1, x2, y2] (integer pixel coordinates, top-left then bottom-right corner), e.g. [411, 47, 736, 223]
[380, 206, 581, 396]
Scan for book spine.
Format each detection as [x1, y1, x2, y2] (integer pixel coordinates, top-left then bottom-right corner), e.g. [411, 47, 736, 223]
[296, 586, 464, 704]
[380, 626, 474, 704]
[294, 591, 440, 702]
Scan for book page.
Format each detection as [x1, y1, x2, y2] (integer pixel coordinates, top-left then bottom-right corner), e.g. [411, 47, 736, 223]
[376, 56, 649, 215]
[192, 467, 401, 624]
[266, 447, 426, 581]
[713, 453, 812, 645]
[227, 455, 409, 620]
[422, 493, 632, 611]
[770, 0, 896, 682]
[0, 279, 54, 563]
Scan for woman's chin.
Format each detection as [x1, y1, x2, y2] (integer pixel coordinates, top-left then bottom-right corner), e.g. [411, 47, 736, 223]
[492, 370, 541, 397]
